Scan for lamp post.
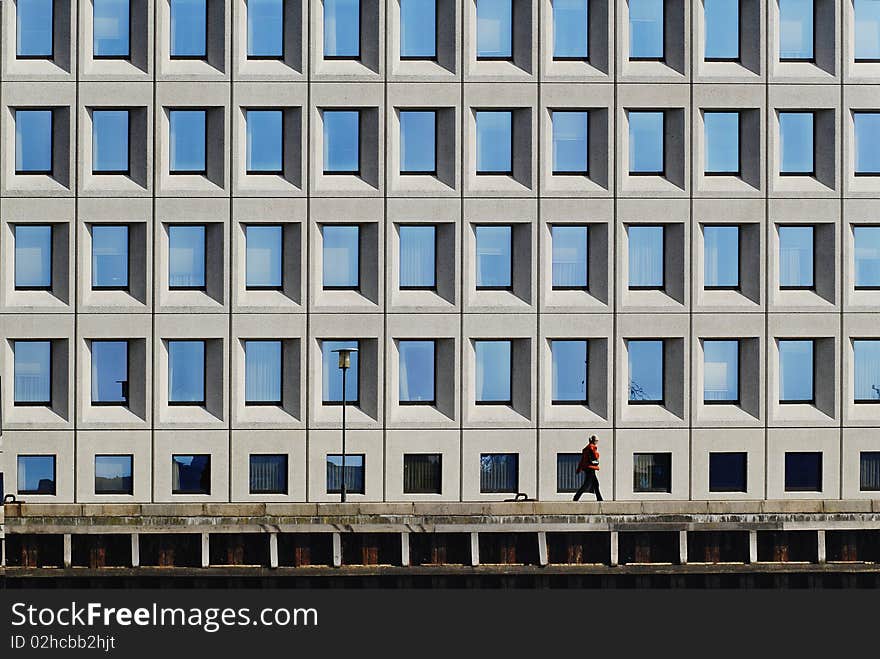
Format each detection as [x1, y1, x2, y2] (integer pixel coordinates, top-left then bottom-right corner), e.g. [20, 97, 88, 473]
[332, 347, 357, 502]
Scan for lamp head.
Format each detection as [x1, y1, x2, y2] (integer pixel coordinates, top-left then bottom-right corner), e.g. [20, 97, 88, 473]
[332, 347, 358, 370]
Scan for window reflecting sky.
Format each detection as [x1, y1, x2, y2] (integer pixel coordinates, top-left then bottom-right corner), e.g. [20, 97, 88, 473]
[15, 110, 52, 173]
[168, 340, 205, 403]
[93, 110, 129, 173]
[322, 224, 359, 288]
[779, 112, 814, 173]
[246, 225, 283, 289]
[704, 111, 739, 174]
[323, 110, 360, 173]
[552, 111, 589, 173]
[248, 0, 284, 57]
[400, 111, 436, 173]
[94, 0, 130, 57]
[628, 111, 664, 173]
[703, 340, 738, 402]
[400, 0, 436, 58]
[476, 111, 512, 173]
[628, 339, 663, 402]
[169, 110, 206, 173]
[628, 225, 664, 288]
[779, 339, 814, 402]
[17, 0, 53, 57]
[247, 110, 283, 173]
[322, 340, 359, 402]
[324, 0, 360, 57]
[475, 225, 512, 288]
[779, 0, 814, 60]
[553, 0, 588, 58]
[399, 340, 435, 403]
[629, 0, 664, 59]
[704, 0, 739, 59]
[15, 225, 52, 289]
[477, 0, 512, 58]
[170, 0, 207, 57]
[92, 225, 129, 289]
[475, 340, 511, 403]
[704, 225, 739, 288]
[552, 339, 587, 403]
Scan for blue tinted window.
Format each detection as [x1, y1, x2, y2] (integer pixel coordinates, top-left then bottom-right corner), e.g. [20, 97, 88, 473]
[15, 110, 53, 173]
[779, 112, 814, 174]
[779, 339, 814, 402]
[399, 340, 435, 403]
[172, 455, 211, 494]
[245, 340, 282, 404]
[480, 453, 518, 493]
[245, 225, 283, 289]
[628, 339, 663, 403]
[92, 110, 129, 173]
[248, 0, 284, 58]
[322, 225, 359, 288]
[553, 0, 588, 59]
[703, 339, 739, 402]
[477, 0, 512, 58]
[475, 225, 512, 288]
[15, 225, 52, 289]
[169, 110, 206, 173]
[855, 113, 880, 174]
[784, 452, 821, 491]
[854, 226, 880, 288]
[246, 110, 283, 173]
[633, 453, 671, 492]
[628, 111, 664, 173]
[91, 340, 128, 404]
[475, 340, 511, 403]
[323, 110, 359, 173]
[704, 225, 739, 288]
[95, 455, 133, 494]
[779, 0, 813, 60]
[250, 454, 288, 494]
[628, 225, 664, 288]
[854, 340, 880, 402]
[476, 111, 512, 174]
[17, 0, 53, 58]
[400, 111, 436, 173]
[168, 225, 206, 288]
[709, 452, 747, 492]
[92, 225, 129, 289]
[629, 0, 664, 59]
[168, 340, 205, 404]
[855, 0, 880, 60]
[704, 0, 739, 59]
[400, 0, 436, 58]
[94, 0, 130, 57]
[170, 0, 206, 57]
[327, 454, 365, 493]
[551, 225, 588, 288]
[322, 340, 359, 403]
[552, 339, 588, 403]
[14, 341, 52, 405]
[17, 456, 55, 494]
[552, 111, 589, 174]
[324, 0, 360, 58]
[704, 111, 739, 174]
[778, 225, 813, 288]
[399, 225, 436, 289]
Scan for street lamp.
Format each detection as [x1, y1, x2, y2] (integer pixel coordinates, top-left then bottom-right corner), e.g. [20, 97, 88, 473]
[332, 347, 357, 502]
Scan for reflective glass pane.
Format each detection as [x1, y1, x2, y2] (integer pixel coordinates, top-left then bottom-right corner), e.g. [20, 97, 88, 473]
[15, 225, 52, 289]
[475, 340, 511, 403]
[779, 0, 813, 60]
[249, 454, 287, 493]
[92, 110, 129, 173]
[400, 0, 436, 58]
[168, 340, 205, 403]
[14, 341, 52, 404]
[704, 111, 739, 174]
[703, 339, 739, 402]
[15, 110, 53, 173]
[322, 340, 359, 402]
[778, 225, 813, 288]
[551, 225, 588, 288]
[403, 454, 442, 494]
[855, 0, 880, 60]
[400, 111, 436, 173]
[326, 454, 365, 493]
[628, 339, 664, 403]
[399, 340, 435, 403]
[633, 453, 671, 492]
[322, 224, 359, 288]
[324, 0, 360, 57]
[245, 224, 283, 288]
[475, 225, 512, 288]
[17, 456, 55, 494]
[779, 112, 814, 174]
[92, 225, 129, 289]
[709, 452, 747, 492]
[248, 0, 284, 57]
[704, 0, 739, 59]
[168, 225, 206, 288]
[17, 0, 53, 57]
[629, 0, 664, 59]
[95, 455, 133, 494]
[172, 455, 211, 493]
[552, 111, 589, 173]
[323, 110, 359, 172]
[170, 0, 207, 57]
[553, 0, 589, 58]
[854, 340, 880, 402]
[475, 111, 512, 173]
[169, 110, 206, 173]
[628, 225, 664, 288]
[628, 111, 664, 173]
[399, 225, 436, 289]
[779, 339, 814, 402]
[91, 340, 128, 404]
[245, 340, 282, 404]
[703, 225, 739, 288]
[480, 453, 518, 492]
[246, 110, 283, 173]
[477, 0, 512, 58]
[784, 452, 821, 491]
[94, 0, 130, 57]
[552, 339, 588, 403]
[854, 226, 880, 288]
[855, 113, 880, 174]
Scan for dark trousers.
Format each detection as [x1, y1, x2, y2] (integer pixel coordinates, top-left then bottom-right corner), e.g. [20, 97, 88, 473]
[573, 470, 603, 502]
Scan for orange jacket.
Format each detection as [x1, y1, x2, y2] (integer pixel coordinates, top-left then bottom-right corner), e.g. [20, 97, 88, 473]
[576, 444, 599, 472]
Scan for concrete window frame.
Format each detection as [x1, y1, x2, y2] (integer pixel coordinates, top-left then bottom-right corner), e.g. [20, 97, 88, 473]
[3, 329, 73, 429]
[2, 0, 75, 79]
[81, 105, 150, 193]
[694, 0, 763, 79]
[80, 332, 149, 427]
[618, 0, 688, 80]
[234, 0, 305, 79]
[388, 0, 457, 78]
[3, 104, 73, 195]
[541, 0, 611, 80]
[769, 0, 838, 80]
[311, 0, 383, 78]
[80, 0, 152, 78]
[465, 0, 536, 80]
[157, 0, 229, 78]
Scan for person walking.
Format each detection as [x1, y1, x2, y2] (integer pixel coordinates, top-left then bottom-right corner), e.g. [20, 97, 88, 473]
[573, 435, 603, 502]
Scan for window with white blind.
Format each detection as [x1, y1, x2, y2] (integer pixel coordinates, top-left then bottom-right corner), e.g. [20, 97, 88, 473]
[479, 453, 518, 493]
[556, 453, 581, 493]
[249, 454, 288, 494]
[861, 452, 880, 492]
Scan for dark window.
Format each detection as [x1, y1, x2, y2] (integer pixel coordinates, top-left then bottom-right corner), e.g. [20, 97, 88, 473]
[249, 454, 288, 494]
[784, 451, 822, 492]
[860, 452, 880, 491]
[479, 453, 519, 493]
[95, 455, 133, 495]
[403, 454, 442, 494]
[709, 452, 747, 492]
[172, 455, 211, 494]
[17, 455, 56, 495]
[326, 454, 365, 494]
[633, 452, 671, 493]
[556, 453, 581, 493]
